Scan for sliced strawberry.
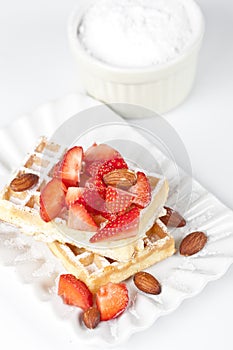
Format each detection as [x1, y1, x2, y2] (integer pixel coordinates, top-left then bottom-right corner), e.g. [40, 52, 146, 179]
[79, 173, 90, 187]
[82, 175, 107, 215]
[84, 143, 121, 164]
[40, 178, 66, 222]
[85, 175, 106, 198]
[58, 274, 93, 310]
[60, 146, 83, 187]
[101, 211, 118, 222]
[58, 206, 69, 221]
[97, 158, 128, 178]
[90, 206, 140, 242]
[68, 203, 98, 231]
[105, 186, 134, 214]
[91, 214, 108, 227]
[85, 161, 103, 177]
[130, 172, 151, 208]
[96, 282, 129, 321]
[82, 188, 105, 214]
[65, 187, 85, 206]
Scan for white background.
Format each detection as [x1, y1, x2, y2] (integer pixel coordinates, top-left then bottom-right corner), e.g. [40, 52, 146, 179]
[0, 0, 233, 349]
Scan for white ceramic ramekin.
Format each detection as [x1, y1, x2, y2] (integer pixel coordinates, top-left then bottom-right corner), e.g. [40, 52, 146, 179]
[68, 0, 205, 117]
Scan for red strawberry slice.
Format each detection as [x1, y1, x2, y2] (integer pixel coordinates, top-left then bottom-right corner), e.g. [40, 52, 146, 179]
[85, 175, 106, 198]
[40, 178, 66, 222]
[84, 175, 107, 214]
[101, 211, 118, 222]
[97, 158, 128, 178]
[68, 203, 98, 232]
[65, 187, 85, 206]
[58, 274, 93, 311]
[90, 206, 140, 242]
[96, 282, 129, 321]
[130, 172, 151, 208]
[91, 214, 108, 227]
[79, 173, 90, 187]
[60, 146, 83, 187]
[84, 143, 121, 164]
[85, 161, 103, 177]
[82, 188, 105, 214]
[105, 186, 134, 214]
[58, 206, 69, 221]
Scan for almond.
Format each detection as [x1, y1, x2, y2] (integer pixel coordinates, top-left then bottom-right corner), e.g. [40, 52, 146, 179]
[180, 231, 207, 256]
[10, 173, 39, 192]
[160, 206, 186, 227]
[133, 271, 161, 295]
[103, 169, 137, 189]
[83, 307, 100, 329]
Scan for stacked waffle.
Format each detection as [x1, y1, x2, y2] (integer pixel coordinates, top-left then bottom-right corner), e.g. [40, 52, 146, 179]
[0, 137, 175, 292]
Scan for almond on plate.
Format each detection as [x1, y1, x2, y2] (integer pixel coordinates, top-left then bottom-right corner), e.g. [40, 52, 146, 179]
[160, 206, 186, 227]
[133, 271, 161, 295]
[180, 231, 207, 256]
[83, 307, 101, 329]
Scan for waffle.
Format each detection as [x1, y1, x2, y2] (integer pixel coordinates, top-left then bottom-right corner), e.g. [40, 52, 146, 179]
[48, 220, 175, 293]
[0, 137, 175, 290]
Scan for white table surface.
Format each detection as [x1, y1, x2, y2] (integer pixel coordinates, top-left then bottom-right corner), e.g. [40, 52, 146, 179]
[0, 0, 233, 349]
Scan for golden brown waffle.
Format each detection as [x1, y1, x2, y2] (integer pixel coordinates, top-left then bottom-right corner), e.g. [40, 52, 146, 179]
[0, 137, 172, 261]
[0, 136, 175, 288]
[48, 220, 175, 293]
[0, 137, 72, 244]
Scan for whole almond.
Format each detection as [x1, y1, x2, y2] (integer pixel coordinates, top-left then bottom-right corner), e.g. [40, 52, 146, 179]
[133, 271, 161, 295]
[10, 173, 39, 192]
[160, 206, 186, 228]
[83, 307, 100, 329]
[103, 169, 137, 189]
[180, 231, 207, 256]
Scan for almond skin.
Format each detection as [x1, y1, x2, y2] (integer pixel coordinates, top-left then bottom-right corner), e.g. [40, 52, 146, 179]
[103, 169, 137, 189]
[83, 307, 100, 329]
[160, 206, 186, 228]
[133, 271, 161, 295]
[180, 231, 207, 256]
[10, 173, 39, 192]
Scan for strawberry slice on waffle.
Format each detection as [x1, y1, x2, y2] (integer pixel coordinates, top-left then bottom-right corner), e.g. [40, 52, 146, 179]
[60, 146, 83, 187]
[40, 178, 66, 222]
[68, 203, 98, 232]
[85, 143, 122, 176]
[85, 143, 121, 164]
[105, 186, 134, 214]
[90, 206, 140, 242]
[130, 171, 151, 208]
[65, 187, 85, 207]
[97, 158, 128, 178]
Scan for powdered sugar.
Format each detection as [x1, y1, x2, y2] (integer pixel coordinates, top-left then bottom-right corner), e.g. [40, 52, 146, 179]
[78, 0, 196, 68]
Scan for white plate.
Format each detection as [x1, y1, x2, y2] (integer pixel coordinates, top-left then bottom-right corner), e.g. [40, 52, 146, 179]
[0, 93, 233, 346]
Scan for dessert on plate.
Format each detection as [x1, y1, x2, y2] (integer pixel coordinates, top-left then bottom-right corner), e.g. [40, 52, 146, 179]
[0, 137, 175, 294]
